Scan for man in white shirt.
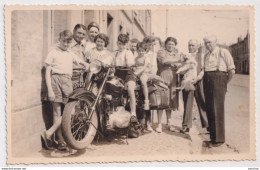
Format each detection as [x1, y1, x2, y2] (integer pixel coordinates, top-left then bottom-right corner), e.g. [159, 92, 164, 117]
[203, 35, 235, 147]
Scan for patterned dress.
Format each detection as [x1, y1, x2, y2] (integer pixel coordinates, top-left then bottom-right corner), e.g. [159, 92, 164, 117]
[157, 48, 181, 110]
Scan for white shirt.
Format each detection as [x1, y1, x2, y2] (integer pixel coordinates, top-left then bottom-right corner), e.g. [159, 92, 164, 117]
[114, 49, 135, 67]
[45, 46, 84, 76]
[204, 46, 235, 72]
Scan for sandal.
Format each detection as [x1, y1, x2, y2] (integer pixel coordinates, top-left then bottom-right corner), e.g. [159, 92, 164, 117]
[41, 131, 53, 150]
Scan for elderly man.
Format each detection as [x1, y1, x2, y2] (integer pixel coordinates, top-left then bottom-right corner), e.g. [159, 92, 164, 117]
[180, 39, 208, 134]
[203, 35, 235, 147]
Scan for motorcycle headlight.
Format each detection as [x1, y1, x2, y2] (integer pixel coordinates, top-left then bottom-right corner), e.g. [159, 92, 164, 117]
[90, 60, 102, 74]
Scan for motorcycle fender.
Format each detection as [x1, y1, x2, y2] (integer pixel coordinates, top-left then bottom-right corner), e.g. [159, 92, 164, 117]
[68, 88, 96, 103]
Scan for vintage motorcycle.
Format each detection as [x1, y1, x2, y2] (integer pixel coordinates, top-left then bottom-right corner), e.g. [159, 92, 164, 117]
[61, 60, 161, 150]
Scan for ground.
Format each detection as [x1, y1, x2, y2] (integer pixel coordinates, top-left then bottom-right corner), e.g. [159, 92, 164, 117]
[35, 74, 251, 159]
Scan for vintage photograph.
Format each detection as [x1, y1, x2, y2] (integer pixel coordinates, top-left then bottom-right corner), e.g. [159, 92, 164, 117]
[5, 5, 255, 164]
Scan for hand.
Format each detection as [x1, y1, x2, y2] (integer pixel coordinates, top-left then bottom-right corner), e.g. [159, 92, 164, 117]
[191, 78, 198, 84]
[48, 91, 55, 102]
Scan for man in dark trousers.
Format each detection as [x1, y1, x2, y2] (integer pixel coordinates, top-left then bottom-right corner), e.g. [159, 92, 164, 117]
[203, 35, 235, 147]
[180, 39, 208, 134]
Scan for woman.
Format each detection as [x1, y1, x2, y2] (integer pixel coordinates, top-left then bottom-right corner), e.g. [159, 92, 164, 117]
[84, 22, 100, 52]
[156, 37, 181, 133]
[85, 33, 113, 65]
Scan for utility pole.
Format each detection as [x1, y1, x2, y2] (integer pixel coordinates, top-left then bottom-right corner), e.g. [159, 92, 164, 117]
[166, 9, 168, 38]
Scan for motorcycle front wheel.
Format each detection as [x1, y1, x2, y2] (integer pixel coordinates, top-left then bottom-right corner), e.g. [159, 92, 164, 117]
[61, 99, 98, 150]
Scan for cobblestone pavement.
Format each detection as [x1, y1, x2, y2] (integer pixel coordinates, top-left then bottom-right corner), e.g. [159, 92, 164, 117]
[37, 74, 250, 159]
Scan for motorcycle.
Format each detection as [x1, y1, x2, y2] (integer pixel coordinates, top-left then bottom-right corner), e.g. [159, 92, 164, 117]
[61, 60, 147, 150]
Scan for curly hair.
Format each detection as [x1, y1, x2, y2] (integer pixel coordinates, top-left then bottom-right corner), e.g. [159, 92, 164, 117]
[165, 37, 178, 46]
[117, 34, 129, 45]
[94, 33, 109, 47]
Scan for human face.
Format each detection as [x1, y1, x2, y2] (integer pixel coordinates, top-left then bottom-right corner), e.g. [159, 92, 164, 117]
[73, 27, 86, 44]
[88, 27, 99, 42]
[117, 41, 127, 51]
[153, 40, 161, 53]
[96, 38, 106, 51]
[146, 42, 154, 51]
[204, 38, 216, 52]
[137, 48, 146, 57]
[165, 41, 176, 52]
[130, 42, 138, 52]
[188, 41, 198, 53]
[59, 38, 72, 51]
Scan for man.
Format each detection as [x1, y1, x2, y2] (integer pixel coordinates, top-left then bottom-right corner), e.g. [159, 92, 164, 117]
[180, 39, 208, 134]
[129, 38, 139, 58]
[203, 35, 235, 147]
[70, 24, 88, 89]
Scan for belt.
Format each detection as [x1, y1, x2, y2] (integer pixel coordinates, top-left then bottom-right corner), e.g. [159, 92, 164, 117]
[52, 73, 72, 79]
[205, 70, 227, 73]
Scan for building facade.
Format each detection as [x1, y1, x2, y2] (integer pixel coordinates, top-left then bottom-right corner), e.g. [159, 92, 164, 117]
[11, 10, 151, 157]
[229, 33, 250, 74]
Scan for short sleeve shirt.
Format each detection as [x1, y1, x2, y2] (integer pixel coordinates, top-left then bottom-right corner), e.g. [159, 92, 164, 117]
[114, 49, 135, 67]
[45, 46, 82, 76]
[204, 46, 235, 72]
[85, 47, 114, 65]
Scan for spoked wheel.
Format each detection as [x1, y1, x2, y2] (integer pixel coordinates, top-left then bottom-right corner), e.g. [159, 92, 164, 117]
[61, 99, 98, 150]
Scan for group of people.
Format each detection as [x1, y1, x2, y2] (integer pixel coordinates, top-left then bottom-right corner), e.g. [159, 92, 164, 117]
[41, 21, 235, 151]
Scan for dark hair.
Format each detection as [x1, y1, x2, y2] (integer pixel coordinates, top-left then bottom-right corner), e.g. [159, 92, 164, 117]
[143, 36, 155, 43]
[118, 34, 129, 45]
[165, 37, 178, 46]
[136, 42, 147, 51]
[130, 38, 139, 44]
[59, 30, 73, 40]
[73, 24, 87, 32]
[94, 33, 109, 47]
[87, 22, 100, 31]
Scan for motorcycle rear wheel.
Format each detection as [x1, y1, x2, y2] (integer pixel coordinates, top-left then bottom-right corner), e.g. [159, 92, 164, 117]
[62, 99, 98, 150]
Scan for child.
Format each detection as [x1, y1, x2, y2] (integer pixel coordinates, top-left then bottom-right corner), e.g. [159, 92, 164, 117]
[176, 54, 197, 91]
[134, 42, 150, 110]
[42, 30, 89, 151]
[113, 34, 137, 122]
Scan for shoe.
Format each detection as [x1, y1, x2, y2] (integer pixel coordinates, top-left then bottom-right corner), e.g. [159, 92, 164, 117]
[155, 124, 162, 133]
[57, 142, 68, 151]
[208, 141, 224, 148]
[146, 125, 154, 132]
[168, 125, 176, 132]
[180, 127, 190, 134]
[41, 131, 52, 150]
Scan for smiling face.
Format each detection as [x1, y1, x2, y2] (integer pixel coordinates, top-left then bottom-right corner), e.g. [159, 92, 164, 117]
[95, 38, 106, 51]
[137, 48, 146, 57]
[73, 27, 86, 44]
[165, 40, 176, 52]
[88, 27, 99, 42]
[117, 41, 127, 51]
[59, 38, 72, 51]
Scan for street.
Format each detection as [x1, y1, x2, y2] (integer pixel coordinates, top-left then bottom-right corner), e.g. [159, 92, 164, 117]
[36, 74, 250, 158]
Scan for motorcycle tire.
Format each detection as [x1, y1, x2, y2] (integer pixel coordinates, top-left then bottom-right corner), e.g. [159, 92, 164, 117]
[62, 99, 98, 150]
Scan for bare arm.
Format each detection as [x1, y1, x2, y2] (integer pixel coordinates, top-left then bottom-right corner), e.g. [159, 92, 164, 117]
[227, 69, 235, 84]
[45, 65, 55, 102]
[135, 57, 149, 76]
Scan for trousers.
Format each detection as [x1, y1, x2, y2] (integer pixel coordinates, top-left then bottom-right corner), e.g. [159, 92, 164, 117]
[182, 80, 208, 128]
[203, 71, 227, 143]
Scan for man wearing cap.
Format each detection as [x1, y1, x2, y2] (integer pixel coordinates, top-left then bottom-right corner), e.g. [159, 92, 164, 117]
[203, 35, 235, 147]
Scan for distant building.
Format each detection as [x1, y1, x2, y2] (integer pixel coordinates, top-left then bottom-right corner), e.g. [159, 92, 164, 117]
[229, 33, 250, 74]
[10, 9, 151, 157]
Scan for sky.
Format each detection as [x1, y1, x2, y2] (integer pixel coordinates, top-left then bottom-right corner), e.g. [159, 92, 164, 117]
[151, 9, 249, 53]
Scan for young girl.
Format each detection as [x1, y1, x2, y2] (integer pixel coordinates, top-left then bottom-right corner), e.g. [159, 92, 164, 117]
[134, 42, 150, 110]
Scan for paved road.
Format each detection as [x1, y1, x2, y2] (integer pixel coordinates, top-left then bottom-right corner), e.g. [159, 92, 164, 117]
[37, 74, 250, 159]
